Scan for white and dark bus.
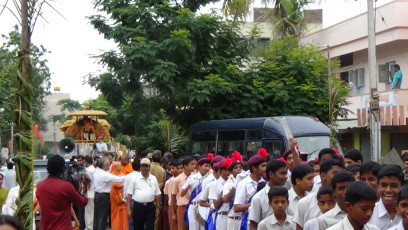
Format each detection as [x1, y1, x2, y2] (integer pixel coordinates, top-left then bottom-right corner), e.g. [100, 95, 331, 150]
[188, 116, 331, 159]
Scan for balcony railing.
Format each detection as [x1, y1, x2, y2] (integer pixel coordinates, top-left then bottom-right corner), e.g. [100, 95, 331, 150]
[352, 89, 408, 127]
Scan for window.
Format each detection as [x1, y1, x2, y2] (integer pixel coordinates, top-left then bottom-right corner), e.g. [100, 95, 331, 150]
[190, 131, 217, 155]
[263, 140, 282, 158]
[349, 68, 364, 88]
[340, 71, 349, 83]
[340, 53, 353, 67]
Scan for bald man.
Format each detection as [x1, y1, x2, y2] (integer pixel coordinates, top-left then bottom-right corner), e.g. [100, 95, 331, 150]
[121, 154, 134, 175]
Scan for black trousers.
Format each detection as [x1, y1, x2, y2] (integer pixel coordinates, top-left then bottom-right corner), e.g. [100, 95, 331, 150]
[132, 201, 156, 230]
[78, 206, 85, 230]
[93, 192, 110, 230]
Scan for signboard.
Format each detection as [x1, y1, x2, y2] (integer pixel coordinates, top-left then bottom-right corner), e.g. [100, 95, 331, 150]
[361, 91, 396, 108]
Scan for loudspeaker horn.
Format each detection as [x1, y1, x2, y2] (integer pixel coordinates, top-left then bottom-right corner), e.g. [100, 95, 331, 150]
[58, 138, 76, 156]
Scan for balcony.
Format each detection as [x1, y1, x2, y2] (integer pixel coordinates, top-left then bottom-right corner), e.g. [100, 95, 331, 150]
[346, 89, 408, 127]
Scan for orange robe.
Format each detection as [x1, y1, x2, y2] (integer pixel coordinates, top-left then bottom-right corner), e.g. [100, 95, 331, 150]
[110, 162, 128, 230]
[120, 163, 133, 175]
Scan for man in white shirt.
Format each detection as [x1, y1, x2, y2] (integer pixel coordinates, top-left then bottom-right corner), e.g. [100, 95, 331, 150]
[327, 181, 379, 230]
[293, 159, 345, 229]
[208, 158, 231, 230]
[127, 158, 161, 230]
[234, 149, 268, 229]
[287, 164, 314, 216]
[248, 159, 288, 230]
[123, 158, 140, 230]
[199, 156, 225, 226]
[222, 152, 244, 230]
[84, 156, 96, 230]
[180, 156, 211, 230]
[311, 149, 339, 192]
[93, 157, 125, 230]
[368, 165, 403, 229]
[315, 171, 355, 230]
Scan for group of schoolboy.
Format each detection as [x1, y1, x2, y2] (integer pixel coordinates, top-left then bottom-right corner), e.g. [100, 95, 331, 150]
[164, 139, 408, 230]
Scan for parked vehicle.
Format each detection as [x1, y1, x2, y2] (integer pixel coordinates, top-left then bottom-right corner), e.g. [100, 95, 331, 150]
[188, 116, 331, 159]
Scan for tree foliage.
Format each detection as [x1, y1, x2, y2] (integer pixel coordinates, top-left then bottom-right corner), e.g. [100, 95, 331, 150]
[0, 28, 51, 144]
[88, 0, 348, 153]
[222, 0, 313, 39]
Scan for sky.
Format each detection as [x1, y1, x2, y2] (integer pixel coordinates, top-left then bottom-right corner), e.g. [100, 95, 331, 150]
[0, 0, 393, 102]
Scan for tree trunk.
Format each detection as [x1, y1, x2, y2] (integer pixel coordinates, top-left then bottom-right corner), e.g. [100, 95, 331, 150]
[13, 0, 34, 229]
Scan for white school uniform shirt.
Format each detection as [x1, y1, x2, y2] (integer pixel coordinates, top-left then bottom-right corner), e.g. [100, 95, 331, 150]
[257, 214, 296, 230]
[287, 187, 305, 216]
[311, 175, 322, 192]
[208, 177, 229, 212]
[127, 173, 161, 203]
[284, 170, 293, 190]
[368, 199, 402, 230]
[235, 170, 250, 188]
[223, 177, 240, 218]
[292, 190, 321, 227]
[182, 172, 206, 202]
[327, 216, 380, 230]
[248, 183, 273, 224]
[387, 221, 405, 230]
[234, 175, 264, 205]
[93, 167, 125, 193]
[200, 173, 216, 205]
[303, 218, 317, 230]
[316, 204, 346, 230]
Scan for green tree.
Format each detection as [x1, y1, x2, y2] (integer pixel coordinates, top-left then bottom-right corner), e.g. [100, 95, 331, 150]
[0, 28, 51, 145]
[329, 77, 352, 145]
[88, 0, 255, 133]
[57, 98, 83, 112]
[87, 1, 342, 144]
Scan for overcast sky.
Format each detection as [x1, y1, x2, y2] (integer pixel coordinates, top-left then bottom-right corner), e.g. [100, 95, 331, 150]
[0, 0, 393, 102]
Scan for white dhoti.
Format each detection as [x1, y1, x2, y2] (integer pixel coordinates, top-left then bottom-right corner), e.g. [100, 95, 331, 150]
[84, 198, 94, 230]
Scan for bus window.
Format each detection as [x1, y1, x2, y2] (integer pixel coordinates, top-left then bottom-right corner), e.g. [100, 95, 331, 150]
[191, 131, 217, 155]
[246, 141, 262, 156]
[218, 130, 245, 141]
[247, 130, 262, 141]
[217, 141, 245, 156]
[263, 140, 282, 158]
[192, 141, 216, 155]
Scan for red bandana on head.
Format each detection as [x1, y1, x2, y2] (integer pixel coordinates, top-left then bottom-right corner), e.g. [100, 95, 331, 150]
[222, 157, 234, 169]
[258, 148, 268, 158]
[207, 153, 214, 162]
[232, 151, 243, 162]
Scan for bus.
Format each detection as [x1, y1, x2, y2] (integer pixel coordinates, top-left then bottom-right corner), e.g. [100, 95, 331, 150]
[188, 116, 331, 159]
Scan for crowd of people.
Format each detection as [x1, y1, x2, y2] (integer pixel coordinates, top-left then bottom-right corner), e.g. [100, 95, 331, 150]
[28, 138, 408, 230]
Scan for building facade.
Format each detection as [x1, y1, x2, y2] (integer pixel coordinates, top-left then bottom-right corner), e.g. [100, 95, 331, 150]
[301, 0, 408, 160]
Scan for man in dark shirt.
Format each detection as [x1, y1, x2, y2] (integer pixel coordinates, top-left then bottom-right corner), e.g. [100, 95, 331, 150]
[36, 154, 88, 230]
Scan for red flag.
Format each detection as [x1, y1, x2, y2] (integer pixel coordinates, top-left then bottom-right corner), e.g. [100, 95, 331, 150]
[34, 124, 40, 138]
[8, 139, 11, 150]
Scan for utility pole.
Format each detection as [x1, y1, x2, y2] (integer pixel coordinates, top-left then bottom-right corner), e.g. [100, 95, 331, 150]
[367, 0, 381, 161]
[10, 122, 13, 156]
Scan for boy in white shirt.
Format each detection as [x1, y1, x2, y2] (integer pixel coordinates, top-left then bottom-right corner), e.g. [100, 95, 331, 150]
[257, 186, 295, 230]
[388, 184, 408, 230]
[328, 181, 379, 230]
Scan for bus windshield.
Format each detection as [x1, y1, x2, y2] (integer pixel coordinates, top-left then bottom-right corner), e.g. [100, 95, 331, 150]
[295, 136, 330, 157]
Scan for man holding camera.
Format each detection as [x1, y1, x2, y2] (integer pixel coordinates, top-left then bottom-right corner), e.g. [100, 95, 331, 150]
[36, 154, 88, 230]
